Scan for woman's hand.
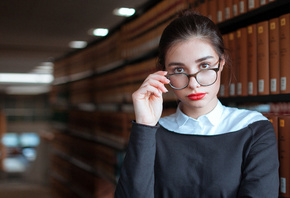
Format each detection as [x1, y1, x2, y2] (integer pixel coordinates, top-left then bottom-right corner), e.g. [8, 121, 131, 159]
[132, 71, 170, 126]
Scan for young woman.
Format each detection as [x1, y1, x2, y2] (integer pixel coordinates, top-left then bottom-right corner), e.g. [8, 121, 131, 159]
[115, 11, 279, 198]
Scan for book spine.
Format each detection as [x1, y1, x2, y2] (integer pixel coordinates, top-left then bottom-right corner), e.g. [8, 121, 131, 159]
[233, 0, 239, 17]
[228, 32, 237, 96]
[236, 27, 248, 96]
[269, 18, 280, 94]
[248, 0, 260, 11]
[220, 33, 230, 97]
[207, 0, 218, 23]
[279, 13, 290, 94]
[257, 21, 270, 95]
[198, 0, 208, 16]
[239, 0, 248, 14]
[278, 115, 290, 197]
[0, 112, 6, 171]
[225, 0, 233, 20]
[260, 0, 268, 6]
[217, 0, 225, 23]
[247, 24, 258, 96]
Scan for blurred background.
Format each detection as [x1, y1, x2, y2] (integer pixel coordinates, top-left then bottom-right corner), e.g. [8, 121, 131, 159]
[0, 1, 151, 197]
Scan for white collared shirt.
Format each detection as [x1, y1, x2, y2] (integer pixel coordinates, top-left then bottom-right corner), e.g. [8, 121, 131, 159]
[159, 100, 268, 136]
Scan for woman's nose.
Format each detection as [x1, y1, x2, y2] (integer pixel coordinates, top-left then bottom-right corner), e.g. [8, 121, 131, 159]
[187, 76, 200, 89]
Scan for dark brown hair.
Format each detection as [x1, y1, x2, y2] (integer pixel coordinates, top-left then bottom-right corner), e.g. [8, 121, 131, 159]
[157, 10, 229, 70]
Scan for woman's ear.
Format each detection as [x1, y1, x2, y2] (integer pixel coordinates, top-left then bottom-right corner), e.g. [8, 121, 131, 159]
[219, 56, 226, 72]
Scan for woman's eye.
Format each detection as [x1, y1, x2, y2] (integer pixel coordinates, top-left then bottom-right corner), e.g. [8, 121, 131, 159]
[173, 67, 184, 73]
[200, 63, 210, 69]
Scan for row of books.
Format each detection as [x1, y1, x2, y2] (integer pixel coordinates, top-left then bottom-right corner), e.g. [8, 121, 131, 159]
[270, 102, 290, 115]
[0, 112, 6, 171]
[68, 109, 134, 146]
[53, 0, 188, 85]
[263, 113, 290, 197]
[193, 0, 276, 24]
[122, 21, 168, 59]
[51, 152, 115, 198]
[219, 13, 290, 97]
[121, 0, 189, 41]
[53, 132, 119, 180]
[53, 30, 123, 85]
[62, 56, 179, 106]
[69, 78, 93, 106]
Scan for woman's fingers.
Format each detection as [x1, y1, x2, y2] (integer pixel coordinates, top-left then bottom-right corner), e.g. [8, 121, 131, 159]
[141, 71, 170, 94]
[138, 84, 163, 98]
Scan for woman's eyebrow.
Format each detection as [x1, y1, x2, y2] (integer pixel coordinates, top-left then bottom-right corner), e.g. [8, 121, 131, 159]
[167, 62, 185, 67]
[195, 56, 214, 63]
[167, 56, 215, 67]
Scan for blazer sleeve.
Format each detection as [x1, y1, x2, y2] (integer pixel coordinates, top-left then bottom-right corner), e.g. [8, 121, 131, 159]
[238, 121, 280, 198]
[115, 122, 158, 198]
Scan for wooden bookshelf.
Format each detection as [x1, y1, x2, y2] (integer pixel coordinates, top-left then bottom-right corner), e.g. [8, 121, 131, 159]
[0, 112, 6, 171]
[50, 0, 290, 197]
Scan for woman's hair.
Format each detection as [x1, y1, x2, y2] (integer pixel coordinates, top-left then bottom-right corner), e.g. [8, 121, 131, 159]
[157, 10, 229, 70]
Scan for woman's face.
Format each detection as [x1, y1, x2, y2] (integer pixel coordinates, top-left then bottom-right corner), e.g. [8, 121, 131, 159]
[165, 37, 224, 118]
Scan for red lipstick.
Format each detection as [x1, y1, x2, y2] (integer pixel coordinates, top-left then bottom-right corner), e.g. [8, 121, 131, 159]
[188, 93, 206, 100]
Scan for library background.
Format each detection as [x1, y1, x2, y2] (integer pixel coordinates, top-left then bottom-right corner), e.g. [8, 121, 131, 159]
[1, 0, 290, 197]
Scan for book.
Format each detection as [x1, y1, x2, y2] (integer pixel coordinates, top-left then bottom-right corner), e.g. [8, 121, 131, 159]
[269, 18, 280, 94]
[197, 0, 208, 16]
[233, 0, 239, 17]
[257, 21, 270, 95]
[247, 24, 258, 96]
[220, 34, 230, 97]
[0, 112, 6, 171]
[239, 0, 248, 14]
[228, 32, 237, 96]
[225, 0, 233, 20]
[278, 115, 290, 197]
[207, 0, 218, 23]
[260, 0, 268, 6]
[279, 13, 290, 94]
[248, 0, 260, 11]
[217, 0, 225, 23]
[236, 27, 248, 96]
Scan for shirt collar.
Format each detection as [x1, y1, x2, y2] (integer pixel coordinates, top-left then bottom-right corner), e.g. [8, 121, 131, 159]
[175, 100, 223, 127]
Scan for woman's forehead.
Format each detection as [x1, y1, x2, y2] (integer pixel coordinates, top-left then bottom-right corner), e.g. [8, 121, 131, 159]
[165, 38, 218, 61]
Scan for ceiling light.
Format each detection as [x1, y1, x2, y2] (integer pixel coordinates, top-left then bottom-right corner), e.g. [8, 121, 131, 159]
[5, 85, 51, 95]
[0, 73, 53, 84]
[69, 41, 87, 49]
[41, 62, 54, 67]
[113, 7, 135, 17]
[31, 66, 53, 74]
[31, 62, 54, 74]
[92, 28, 109, 37]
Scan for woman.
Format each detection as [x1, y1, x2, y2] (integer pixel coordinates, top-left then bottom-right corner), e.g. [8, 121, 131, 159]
[115, 10, 279, 198]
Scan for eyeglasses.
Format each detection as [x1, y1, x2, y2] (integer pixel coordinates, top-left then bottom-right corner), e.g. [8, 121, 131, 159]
[166, 58, 221, 90]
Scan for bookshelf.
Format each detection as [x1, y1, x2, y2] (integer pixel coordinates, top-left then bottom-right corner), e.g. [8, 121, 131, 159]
[0, 111, 6, 171]
[50, 0, 290, 197]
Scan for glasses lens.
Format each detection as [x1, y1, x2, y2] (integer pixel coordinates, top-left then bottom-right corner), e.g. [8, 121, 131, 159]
[196, 70, 217, 86]
[168, 73, 188, 89]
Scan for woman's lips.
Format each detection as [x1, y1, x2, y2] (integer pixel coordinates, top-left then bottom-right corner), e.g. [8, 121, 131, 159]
[187, 93, 206, 100]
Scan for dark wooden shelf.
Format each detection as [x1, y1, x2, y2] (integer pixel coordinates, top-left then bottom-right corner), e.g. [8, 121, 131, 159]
[219, 94, 290, 105]
[218, 0, 290, 34]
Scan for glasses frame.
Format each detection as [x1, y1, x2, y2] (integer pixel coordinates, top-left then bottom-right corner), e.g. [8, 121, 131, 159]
[166, 58, 221, 90]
